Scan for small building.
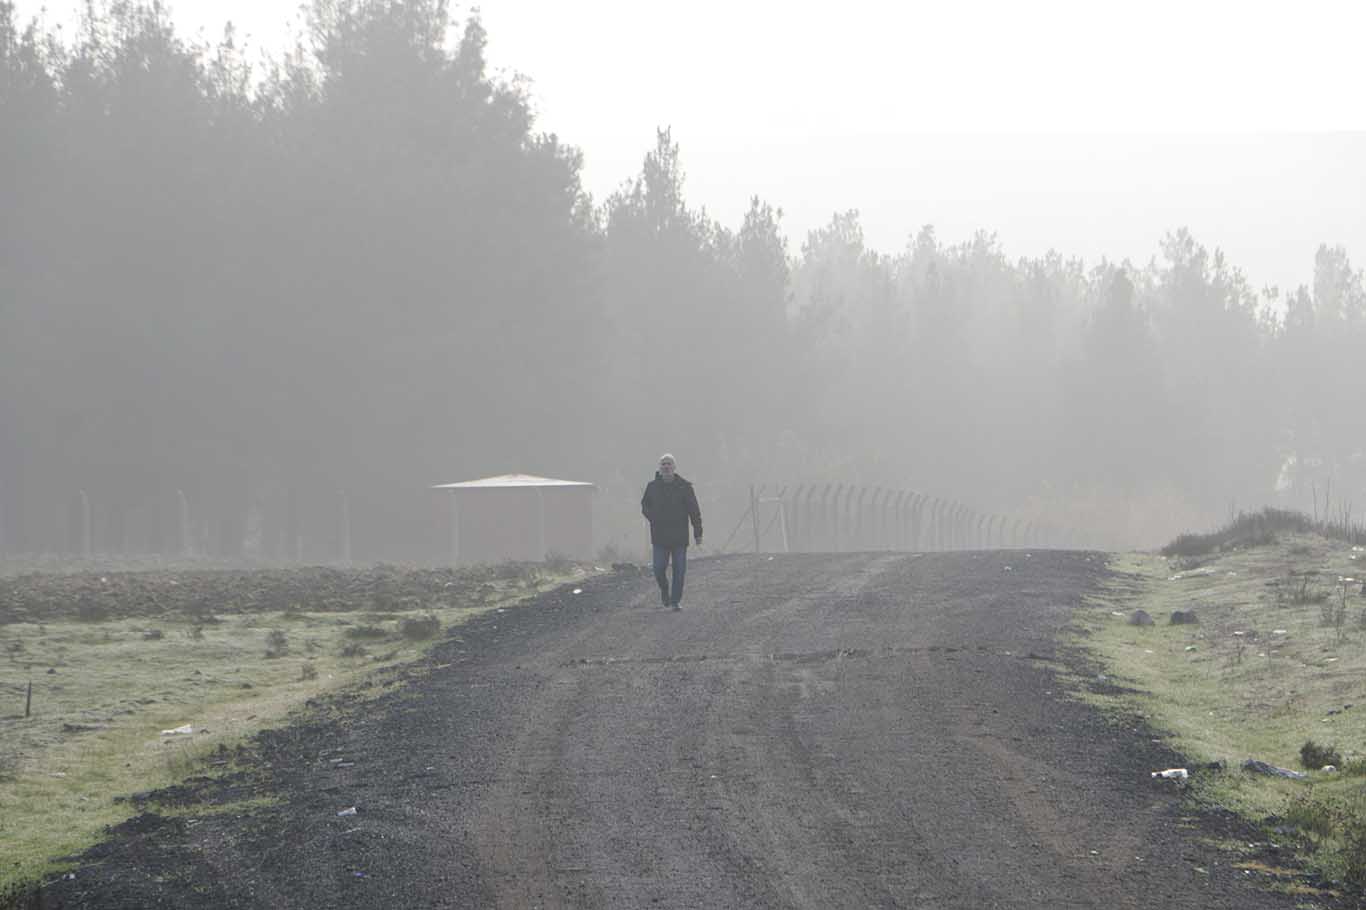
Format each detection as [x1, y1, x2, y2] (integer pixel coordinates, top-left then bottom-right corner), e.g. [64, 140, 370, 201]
[432, 474, 595, 565]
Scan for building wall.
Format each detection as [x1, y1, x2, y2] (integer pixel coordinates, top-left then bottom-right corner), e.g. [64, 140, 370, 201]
[451, 486, 593, 565]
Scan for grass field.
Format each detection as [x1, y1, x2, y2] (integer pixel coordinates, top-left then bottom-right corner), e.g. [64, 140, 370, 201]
[0, 560, 596, 897]
[1071, 525, 1366, 893]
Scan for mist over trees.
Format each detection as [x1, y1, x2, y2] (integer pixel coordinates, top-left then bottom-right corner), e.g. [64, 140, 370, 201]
[2, 0, 1362, 559]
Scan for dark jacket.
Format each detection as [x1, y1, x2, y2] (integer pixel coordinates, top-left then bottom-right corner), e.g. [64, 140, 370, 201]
[641, 473, 703, 548]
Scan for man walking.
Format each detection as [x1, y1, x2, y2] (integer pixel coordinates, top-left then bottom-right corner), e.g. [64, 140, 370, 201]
[641, 454, 703, 609]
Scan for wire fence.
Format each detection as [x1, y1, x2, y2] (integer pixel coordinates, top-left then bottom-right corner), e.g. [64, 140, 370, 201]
[0, 479, 1076, 571]
[710, 483, 1074, 554]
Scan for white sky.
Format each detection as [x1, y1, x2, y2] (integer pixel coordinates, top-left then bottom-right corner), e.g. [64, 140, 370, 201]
[14, 0, 1366, 294]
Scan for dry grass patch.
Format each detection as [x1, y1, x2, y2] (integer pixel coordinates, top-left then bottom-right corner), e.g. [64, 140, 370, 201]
[1069, 531, 1366, 889]
[0, 562, 596, 896]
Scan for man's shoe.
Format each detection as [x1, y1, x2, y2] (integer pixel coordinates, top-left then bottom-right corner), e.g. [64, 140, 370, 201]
[671, 601, 681, 611]
[660, 589, 670, 606]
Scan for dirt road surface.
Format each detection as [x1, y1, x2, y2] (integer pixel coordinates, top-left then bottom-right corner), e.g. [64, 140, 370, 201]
[34, 552, 1322, 908]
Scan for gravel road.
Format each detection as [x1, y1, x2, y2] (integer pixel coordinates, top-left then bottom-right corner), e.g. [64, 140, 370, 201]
[33, 551, 1325, 909]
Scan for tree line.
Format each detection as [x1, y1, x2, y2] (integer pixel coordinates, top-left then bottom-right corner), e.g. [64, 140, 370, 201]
[1, 0, 1361, 559]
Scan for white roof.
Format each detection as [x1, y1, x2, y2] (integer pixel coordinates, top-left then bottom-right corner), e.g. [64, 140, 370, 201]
[432, 473, 595, 490]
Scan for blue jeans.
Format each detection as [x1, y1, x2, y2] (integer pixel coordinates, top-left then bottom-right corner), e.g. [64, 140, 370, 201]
[652, 544, 687, 605]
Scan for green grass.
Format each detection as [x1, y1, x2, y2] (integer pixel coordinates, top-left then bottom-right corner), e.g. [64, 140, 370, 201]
[1069, 531, 1366, 889]
[0, 564, 593, 897]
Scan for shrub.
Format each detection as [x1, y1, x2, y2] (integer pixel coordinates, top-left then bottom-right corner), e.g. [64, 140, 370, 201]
[1161, 508, 1316, 557]
[264, 629, 289, 658]
[398, 613, 441, 640]
[299, 662, 318, 681]
[1163, 507, 1366, 557]
[339, 642, 368, 658]
[1284, 792, 1339, 839]
[1301, 740, 1344, 770]
[344, 624, 387, 641]
[543, 552, 574, 573]
[76, 599, 109, 622]
[1343, 810, 1366, 893]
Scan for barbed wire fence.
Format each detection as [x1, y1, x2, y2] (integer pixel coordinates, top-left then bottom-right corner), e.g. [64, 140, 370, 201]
[713, 483, 1075, 554]
[2, 480, 1075, 571]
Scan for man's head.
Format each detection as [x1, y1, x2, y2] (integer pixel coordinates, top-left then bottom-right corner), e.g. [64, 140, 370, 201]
[658, 453, 676, 481]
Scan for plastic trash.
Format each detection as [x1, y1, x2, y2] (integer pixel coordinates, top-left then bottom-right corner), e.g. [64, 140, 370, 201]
[160, 724, 193, 736]
[1151, 768, 1189, 781]
[571, 588, 583, 595]
[337, 806, 358, 817]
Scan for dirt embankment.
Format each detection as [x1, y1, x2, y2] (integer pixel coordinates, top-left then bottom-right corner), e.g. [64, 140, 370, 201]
[0, 564, 526, 626]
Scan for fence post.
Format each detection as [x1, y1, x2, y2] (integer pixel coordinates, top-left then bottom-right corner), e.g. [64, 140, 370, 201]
[819, 485, 833, 552]
[907, 492, 919, 550]
[177, 489, 191, 558]
[750, 485, 761, 554]
[830, 485, 844, 552]
[79, 489, 92, 558]
[776, 489, 790, 553]
[340, 490, 352, 567]
[879, 489, 890, 546]
[864, 488, 879, 550]
[803, 486, 814, 549]
[893, 491, 906, 550]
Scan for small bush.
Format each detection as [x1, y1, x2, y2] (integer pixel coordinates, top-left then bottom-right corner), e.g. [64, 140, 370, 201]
[264, 629, 289, 659]
[544, 552, 574, 573]
[1343, 811, 1366, 893]
[344, 625, 387, 641]
[299, 662, 318, 681]
[1341, 758, 1366, 777]
[185, 624, 205, 641]
[597, 542, 630, 564]
[76, 600, 109, 622]
[1284, 792, 1339, 839]
[1286, 572, 1327, 605]
[1161, 508, 1321, 558]
[1301, 740, 1344, 770]
[398, 613, 441, 640]
[0, 750, 16, 783]
[339, 642, 367, 658]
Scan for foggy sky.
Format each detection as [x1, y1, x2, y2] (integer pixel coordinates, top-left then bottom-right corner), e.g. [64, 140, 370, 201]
[14, 0, 1366, 296]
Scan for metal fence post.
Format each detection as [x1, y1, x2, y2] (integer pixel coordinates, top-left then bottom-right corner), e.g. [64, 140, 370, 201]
[79, 489, 92, 558]
[177, 489, 191, 557]
[750, 485, 761, 554]
[340, 490, 352, 567]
